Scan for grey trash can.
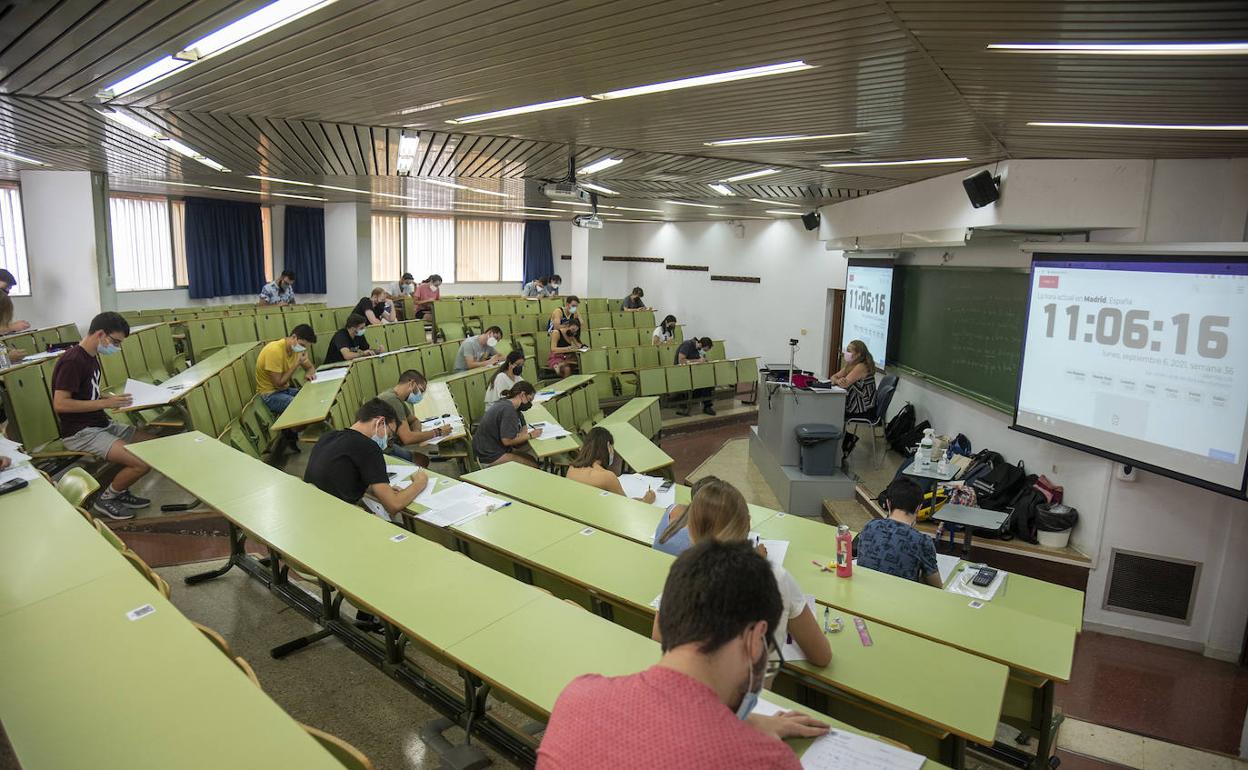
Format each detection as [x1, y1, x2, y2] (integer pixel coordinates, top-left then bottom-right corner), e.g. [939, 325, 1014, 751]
[796, 423, 842, 476]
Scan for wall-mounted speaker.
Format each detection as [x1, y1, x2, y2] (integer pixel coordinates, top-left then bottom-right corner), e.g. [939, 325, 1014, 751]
[963, 170, 1001, 208]
[801, 211, 821, 231]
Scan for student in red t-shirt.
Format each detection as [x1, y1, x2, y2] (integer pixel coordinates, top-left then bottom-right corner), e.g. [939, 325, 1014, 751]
[414, 274, 442, 319]
[50, 312, 155, 521]
[538, 541, 828, 769]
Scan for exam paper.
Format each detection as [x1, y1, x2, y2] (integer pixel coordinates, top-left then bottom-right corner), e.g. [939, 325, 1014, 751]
[749, 532, 790, 571]
[361, 498, 392, 522]
[533, 391, 557, 404]
[19, 350, 61, 363]
[120, 378, 177, 409]
[936, 553, 961, 586]
[530, 421, 571, 440]
[386, 464, 418, 482]
[416, 499, 494, 528]
[0, 463, 41, 485]
[800, 728, 924, 770]
[750, 697, 787, 717]
[618, 474, 675, 508]
[423, 482, 489, 510]
[312, 366, 349, 381]
[0, 437, 32, 465]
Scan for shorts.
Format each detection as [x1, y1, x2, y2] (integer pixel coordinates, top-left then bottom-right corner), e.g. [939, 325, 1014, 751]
[547, 352, 574, 369]
[63, 422, 136, 459]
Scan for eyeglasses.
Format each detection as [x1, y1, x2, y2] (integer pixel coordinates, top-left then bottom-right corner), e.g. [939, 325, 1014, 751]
[107, 335, 126, 346]
[763, 637, 785, 679]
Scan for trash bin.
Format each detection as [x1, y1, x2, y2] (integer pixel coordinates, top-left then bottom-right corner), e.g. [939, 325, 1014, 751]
[1036, 503, 1079, 548]
[795, 423, 842, 476]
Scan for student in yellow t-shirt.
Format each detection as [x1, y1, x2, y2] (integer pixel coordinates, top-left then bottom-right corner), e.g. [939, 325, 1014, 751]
[256, 324, 318, 415]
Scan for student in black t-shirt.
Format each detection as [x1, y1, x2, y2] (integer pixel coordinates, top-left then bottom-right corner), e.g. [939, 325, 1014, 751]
[621, 286, 647, 312]
[323, 314, 384, 365]
[353, 287, 396, 325]
[674, 336, 715, 417]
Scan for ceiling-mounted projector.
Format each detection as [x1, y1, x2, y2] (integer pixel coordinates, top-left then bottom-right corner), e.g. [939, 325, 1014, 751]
[541, 182, 591, 203]
[573, 214, 603, 229]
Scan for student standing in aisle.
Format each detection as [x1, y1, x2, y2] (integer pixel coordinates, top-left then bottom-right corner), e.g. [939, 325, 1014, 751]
[854, 478, 942, 587]
[675, 335, 715, 416]
[472, 381, 542, 467]
[621, 286, 647, 312]
[485, 350, 526, 406]
[255, 324, 318, 415]
[652, 314, 677, 346]
[538, 540, 828, 768]
[566, 426, 656, 502]
[454, 326, 504, 371]
[51, 312, 155, 520]
[258, 270, 297, 306]
[414, 274, 442, 319]
[353, 288, 396, 325]
[831, 339, 878, 420]
[375, 370, 451, 465]
[323, 314, 383, 365]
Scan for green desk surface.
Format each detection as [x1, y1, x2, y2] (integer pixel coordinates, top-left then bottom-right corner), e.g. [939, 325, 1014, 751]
[599, 396, 659, 425]
[0, 569, 342, 770]
[782, 541, 1076, 681]
[129, 432, 284, 509]
[453, 501, 586, 559]
[604, 421, 672, 474]
[159, 342, 256, 397]
[672, 483, 779, 528]
[754, 512, 844, 553]
[445, 592, 659, 716]
[525, 402, 581, 457]
[0, 478, 128, 617]
[545, 374, 595, 394]
[466, 463, 660, 545]
[410, 382, 468, 445]
[270, 376, 346, 431]
[531, 527, 672, 612]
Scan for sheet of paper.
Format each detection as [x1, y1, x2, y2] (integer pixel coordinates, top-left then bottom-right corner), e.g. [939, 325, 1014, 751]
[751, 696, 787, 717]
[423, 482, 489, 510]
[946, 566, 1007, 601]
[386, 464, 418, 482]
[420, 416, 463, 430]
[19, 350, 61, 363]
[746, 533, 789, 571]
[0, 437, 31, 465]
[533, 391, 557, 404]
[404, 475, 451, 499]
[800, 728, 925, 770]
[416, 498, 493, 528]
[619, 473, 677, 508]
[311, 366, 349, 381]
[937, 553, 961, 586]
[0, 463, 41, 485]
[530, 421, 571, 440]
[119, 378, 177, 409]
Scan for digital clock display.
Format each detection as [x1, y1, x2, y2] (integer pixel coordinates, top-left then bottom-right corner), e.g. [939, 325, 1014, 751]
[1015, 257, 1248, 494]
[841, 263, 893, 367]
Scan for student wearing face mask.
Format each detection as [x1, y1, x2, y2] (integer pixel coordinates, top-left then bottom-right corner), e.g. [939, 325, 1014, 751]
[652, 314, 678, 346]
[354, 287, 396, 326]
[547, 317, 585, 378]
[255, 324, 318, 415]
[454, 326, 505, 372]
[544, 274, 562, 296]
[831, 339, 877, 420]
[414, 274, 442, 320]
[375, 370, 451, 464]
[521, 276, 547, 298]
[539, 540, 829, 768]
[675, 335, 715, 416]
[621, 286, 647, 312]
[566, 426, 657, 503]
[0, 270, 31, 333]
[650, 479, 832, 670]
[51, 312, 157, 521]
[485, 350, 526, 407]
[472, 381, 542, 467]
[258, 270, 297, 306]
[323, 314, 383, 365]
[547, 295, 579, 333]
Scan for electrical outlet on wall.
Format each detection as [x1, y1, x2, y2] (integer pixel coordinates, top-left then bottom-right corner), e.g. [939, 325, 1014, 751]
[1116, 464, 1137, 482]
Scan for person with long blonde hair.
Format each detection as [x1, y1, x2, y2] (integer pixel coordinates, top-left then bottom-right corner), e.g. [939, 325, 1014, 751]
[650, 479, 832, 669]
[832, 338, 877, 419]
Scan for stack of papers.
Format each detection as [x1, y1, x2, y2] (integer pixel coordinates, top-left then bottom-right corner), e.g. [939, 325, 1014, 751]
[619, 473, 675, 508]
[533, 391, 557, 404]
[800, 728, 925, 770]
[311, 366, 349, 382]
[529, 421, 571, 440]
[0, 436, 32, 465]
[119, 378, 180, 409]
[0, 461, 41, 485]
[414, 482, 497, 528]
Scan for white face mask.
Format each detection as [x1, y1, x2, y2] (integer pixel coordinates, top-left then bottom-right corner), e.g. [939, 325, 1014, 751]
[486, 336, 499, 347]
[551, 283, 560, 289]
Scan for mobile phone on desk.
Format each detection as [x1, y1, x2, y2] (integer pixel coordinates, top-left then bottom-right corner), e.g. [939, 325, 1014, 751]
[658, 480, 674, 492]
[0, 478, 29, 496]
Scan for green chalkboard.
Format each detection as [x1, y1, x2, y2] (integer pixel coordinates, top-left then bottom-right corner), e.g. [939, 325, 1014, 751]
[892, 266, 1029, 413]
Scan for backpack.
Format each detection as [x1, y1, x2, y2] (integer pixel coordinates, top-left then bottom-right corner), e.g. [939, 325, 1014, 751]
[1033, 475, 1064, 505]
[971, 460, 1027, 511]
[948, 433, 973, 457]
[884, 403, 916, 453]
[894, 420, 932, 458]
[961, 449, 1004, 487]
[1006, 484, 1045, 544]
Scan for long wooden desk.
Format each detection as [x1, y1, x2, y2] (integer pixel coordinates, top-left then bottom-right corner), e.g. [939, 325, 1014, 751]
[115, 342, 257, 418]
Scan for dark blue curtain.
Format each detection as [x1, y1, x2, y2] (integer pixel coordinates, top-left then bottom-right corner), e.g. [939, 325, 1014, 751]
[283, 206, 326, 294]
[184, 197, 265, 299]
[522, 220, 554, 284]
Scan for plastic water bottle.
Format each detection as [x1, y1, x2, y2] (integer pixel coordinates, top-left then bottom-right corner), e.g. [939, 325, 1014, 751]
[918, 428, 934, 469]
[0, 344, 9, 370]
[835, 525, 853, 578]
[937, 448, 950, 476]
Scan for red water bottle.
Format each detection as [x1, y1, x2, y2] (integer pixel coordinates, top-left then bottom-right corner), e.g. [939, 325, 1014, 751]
[835, 525, 853, 578]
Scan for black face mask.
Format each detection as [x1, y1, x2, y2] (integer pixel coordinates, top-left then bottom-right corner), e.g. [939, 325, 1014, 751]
[512, 364, 523, 376]
[665, 324, 674, 332]
[518, 400, 533, 412]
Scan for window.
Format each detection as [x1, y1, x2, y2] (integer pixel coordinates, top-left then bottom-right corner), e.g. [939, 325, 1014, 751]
[171, 200, 188, 287]
[405, 215, 455, 283]
[455, 219, 500, 282]
[372, 213, 403, 281]
[501, 221, 525, 281]
[0, 184, 31, 296]
[110, 195, 176, 291]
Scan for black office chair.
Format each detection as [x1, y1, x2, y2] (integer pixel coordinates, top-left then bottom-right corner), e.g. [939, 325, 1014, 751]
[846, 374, 898, 468]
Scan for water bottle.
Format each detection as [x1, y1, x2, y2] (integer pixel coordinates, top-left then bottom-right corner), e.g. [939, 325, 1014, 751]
[938, 448, 950, 476]
[0, 344, 10, 370]
[918, 428, 934, 469]
[835, 525, 853, 578]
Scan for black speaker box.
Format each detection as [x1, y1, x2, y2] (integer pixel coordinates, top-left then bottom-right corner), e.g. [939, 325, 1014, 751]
[801, 211, 821, 231]
[963, 170, 1001, 208]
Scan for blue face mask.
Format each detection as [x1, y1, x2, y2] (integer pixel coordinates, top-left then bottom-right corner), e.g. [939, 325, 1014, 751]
[407, 390, 423, 405]
[734, 643, 766, 721]
[568, 305, 578, 314]
[99, 342, 121, 356]
[292, 344, 306, 354]
[354, 328, 367, 337]
[372, 424, 388, 450]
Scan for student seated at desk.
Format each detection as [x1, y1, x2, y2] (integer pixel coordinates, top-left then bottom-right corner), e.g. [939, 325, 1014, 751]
[545, 274, 561, 296]
[0, 270, 30, 333]
[675, 335, 715, 417]
[547, 295, 579, 332]
[539, 540, 828, 769]
[323, 314, 384, 365]
[353, 288, 396, 326]
[566, 427, 656, 503]
[855, 478, 942, 587]
[454, 326, 504, 371]
[397, 272, 417, 299]
[256, 324, 318, 416]
[414, 274, 441, 319]
[521, 276, 547, 298]
[258, 269, 297, 307]
[485, 350, 526, 407]
[652, 474, 719, 556]
[547, 318, 584, 378]
[0, 296, 29, 363]
[472, 381, 541, 467]
[652, 314, 677, 346]
[831, 339, 877, 420]
[51, 312, 155, 521]
[376, 370, 451, 465]
[650, 479, 833, 669]
[622, 286, 647, 312]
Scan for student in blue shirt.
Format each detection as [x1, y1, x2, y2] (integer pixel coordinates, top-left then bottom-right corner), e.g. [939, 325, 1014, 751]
[652, 475, 720, 556]
[855, 478, 943, 587]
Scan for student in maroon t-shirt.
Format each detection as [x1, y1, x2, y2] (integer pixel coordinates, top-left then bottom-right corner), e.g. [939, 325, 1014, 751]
[51, 312, 155, 521]
[538, 541, 828, 769]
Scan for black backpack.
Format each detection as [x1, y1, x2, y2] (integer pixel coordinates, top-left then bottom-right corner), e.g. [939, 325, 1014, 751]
[972, 460, 1027, 511]
[884, 403, 916, 453]
[894, 420, 932, 458]
[1006, 483, 1045, 544]
[961, 449, 1004, 487]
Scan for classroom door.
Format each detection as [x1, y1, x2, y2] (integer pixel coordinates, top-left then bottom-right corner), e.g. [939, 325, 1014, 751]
[826, 289, 845, 376]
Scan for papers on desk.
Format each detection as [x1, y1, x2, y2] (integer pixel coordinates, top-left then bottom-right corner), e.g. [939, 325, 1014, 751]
[420, 415, 463, 430]
[533, 390, 557, 404]
[936, 553, 961, 586]
[749, 532, 790, 571]
[386, 464, 418, 483]
[750, 696, 787, 717]
[0, 436, 32, 465]
[119, 378, 179, 409]
[311, 366, 349, 381]
[946, 564, 1007, 602]
[413, 482, 497, 528]
[0, 462, 42, 485]
[18, 350, 61, 363]
[619, 474, 675, 508]
[529, 421, 571, 441]
[800, 728, 925, 770]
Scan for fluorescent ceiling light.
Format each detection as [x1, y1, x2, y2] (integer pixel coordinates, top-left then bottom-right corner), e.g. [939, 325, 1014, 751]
[750, 198, 800, 207]
[721, 168, 779, 183]
[766, 210, 804, 216]
[614, 218, 666, 223]
[591, 60, 813, 100]
[182, 0, 334, 59]
[396, 133, 420, 174]
[1028, 121, 1248, 131]
[100, 109, 230, 172]
[704, 132, 867, 146]
[551, 200, 591, 207]
[708, 213, 770, 219]
[664, 200, 721, 209]
[708, 184, 735, 196]
[447, 96, 594, 125]
[146, 180, 203, 188]
[316, 183, 372, 195]
[578, 157, 623, 175]
[99, 109, 161, 139]
[821, 157, 969, 168]
[0, 148, 47, 166]
[102, 56, 189, 98]
[579, 182, 618, 195]
[988, 42, 1248, 55]
[161, 138, 230, 172]
[422, 179, 510, 197]
[207, 185, 325, 201]
[611, 205, 664, 213]
[247, 174, 314, 186]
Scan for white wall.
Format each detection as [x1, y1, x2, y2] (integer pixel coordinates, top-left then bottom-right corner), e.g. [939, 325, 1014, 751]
[821, 159, 1248, 659]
